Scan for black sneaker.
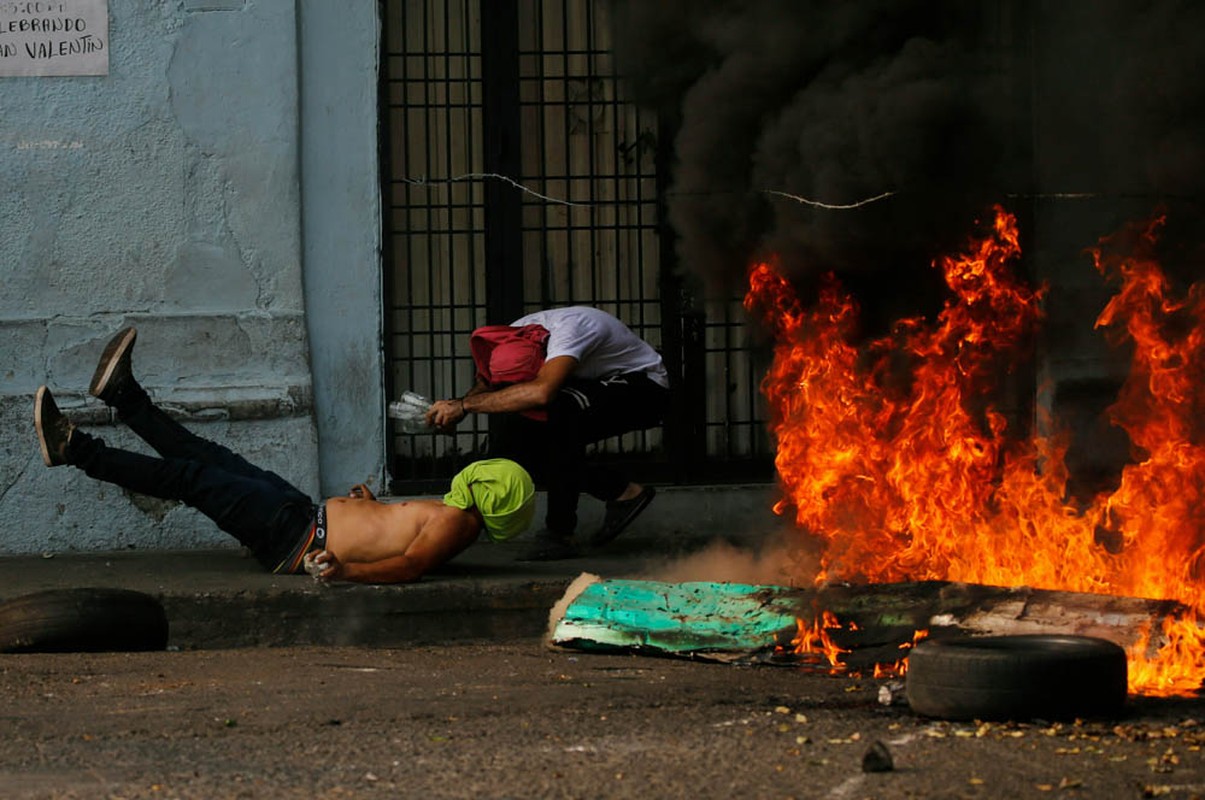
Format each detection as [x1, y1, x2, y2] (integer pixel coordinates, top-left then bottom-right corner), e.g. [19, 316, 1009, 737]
[518, 532, 581, 562]
[89, 326, 138, 405]
[34, 386, 75, 467]
[591, 485, 656, 546]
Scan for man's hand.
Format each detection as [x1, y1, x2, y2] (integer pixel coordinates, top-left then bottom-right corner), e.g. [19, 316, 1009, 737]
[426, 398, 466, 431]
[348, 483, 375, 501]
[304, 550, 343, 582]
[425, 358, 576, 427]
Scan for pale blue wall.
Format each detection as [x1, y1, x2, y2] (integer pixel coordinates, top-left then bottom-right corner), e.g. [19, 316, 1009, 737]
[0, 0, 323, 554]
[298, 0, 386, 499]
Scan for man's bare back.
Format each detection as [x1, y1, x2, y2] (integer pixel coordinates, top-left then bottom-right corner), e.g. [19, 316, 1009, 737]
[312, 492, 484, 584]
[325, 497, 453, 561]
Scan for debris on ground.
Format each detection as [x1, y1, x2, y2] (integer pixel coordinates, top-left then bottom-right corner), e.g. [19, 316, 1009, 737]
[862, 740, 894, 773]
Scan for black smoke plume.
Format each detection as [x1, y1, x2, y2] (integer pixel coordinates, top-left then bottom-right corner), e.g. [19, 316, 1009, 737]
[612, 0, 1205, 320]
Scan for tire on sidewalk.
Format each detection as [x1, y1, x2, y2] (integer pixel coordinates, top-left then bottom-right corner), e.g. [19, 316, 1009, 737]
[905, 634, 1127, 721]
[0, 588, 169, 653]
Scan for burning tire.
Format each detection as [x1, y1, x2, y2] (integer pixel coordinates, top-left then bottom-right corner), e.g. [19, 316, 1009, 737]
[0, 588, 169, 653]
[905, 634, 1127, 721]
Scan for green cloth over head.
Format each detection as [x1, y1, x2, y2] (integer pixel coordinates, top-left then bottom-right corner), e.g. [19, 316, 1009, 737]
[444, 458, 536, 542]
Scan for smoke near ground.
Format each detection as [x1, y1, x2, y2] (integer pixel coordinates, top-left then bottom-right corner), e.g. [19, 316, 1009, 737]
[643, 538, 819, 588]
[611, 0, 1205, 307]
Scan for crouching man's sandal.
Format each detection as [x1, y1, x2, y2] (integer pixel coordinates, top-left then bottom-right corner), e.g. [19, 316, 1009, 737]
[591, 485, 656, 546]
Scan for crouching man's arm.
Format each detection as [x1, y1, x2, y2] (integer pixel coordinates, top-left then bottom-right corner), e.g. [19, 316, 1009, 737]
[311, 509, 482, 584]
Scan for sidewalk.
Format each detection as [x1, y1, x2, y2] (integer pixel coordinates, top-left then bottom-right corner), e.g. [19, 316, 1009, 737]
[0, 485, 780, 650]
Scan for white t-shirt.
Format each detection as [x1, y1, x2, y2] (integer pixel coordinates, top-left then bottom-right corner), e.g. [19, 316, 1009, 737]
[511, 306, 669, 389]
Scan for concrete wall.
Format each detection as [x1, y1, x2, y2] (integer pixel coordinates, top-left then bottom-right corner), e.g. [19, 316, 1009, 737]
[0, 0, 322, 554]
[298, 0, 386, 499]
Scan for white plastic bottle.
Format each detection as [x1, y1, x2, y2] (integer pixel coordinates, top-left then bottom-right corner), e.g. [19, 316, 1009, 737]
[388, 391, 434, 433]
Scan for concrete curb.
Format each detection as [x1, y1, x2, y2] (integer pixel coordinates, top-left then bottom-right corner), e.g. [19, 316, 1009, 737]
[0, 483, 785, 649]
[0, 541, 739, 650]
[0, 549, 590, 650]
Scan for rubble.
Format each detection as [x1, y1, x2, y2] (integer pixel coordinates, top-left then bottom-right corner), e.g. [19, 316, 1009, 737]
[861, 740, 894, 773]
[549, 574, 1186, 669]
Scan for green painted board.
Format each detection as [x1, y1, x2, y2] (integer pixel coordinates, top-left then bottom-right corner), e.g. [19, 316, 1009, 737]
[549, 577, 1184, 662]
[551, 579, 801, 655]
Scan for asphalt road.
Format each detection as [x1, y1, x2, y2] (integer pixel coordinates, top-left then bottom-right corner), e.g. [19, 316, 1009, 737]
[0, 642, 1202, 800]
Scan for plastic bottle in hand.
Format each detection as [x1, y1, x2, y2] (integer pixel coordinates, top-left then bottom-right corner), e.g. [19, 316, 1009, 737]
[388, 391, 434, 433]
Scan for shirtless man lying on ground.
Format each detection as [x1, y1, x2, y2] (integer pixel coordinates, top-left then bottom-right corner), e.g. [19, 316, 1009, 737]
[33, 327, 535, 584]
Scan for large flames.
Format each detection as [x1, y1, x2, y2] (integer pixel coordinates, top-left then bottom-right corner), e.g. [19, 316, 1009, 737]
[745, 206, 1205, 696]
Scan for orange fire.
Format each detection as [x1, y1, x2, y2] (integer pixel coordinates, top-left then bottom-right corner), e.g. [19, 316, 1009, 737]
[745, 206, 1205, 696]
[782, 612, 928, 678]
[873, 628, 931, 679]
[785, 610, 850, 671]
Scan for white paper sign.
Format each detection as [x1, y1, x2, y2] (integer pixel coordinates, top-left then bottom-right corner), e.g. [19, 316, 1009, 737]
[0, 0, 108, 77]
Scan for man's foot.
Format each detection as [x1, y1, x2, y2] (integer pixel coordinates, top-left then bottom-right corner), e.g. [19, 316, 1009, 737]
[34, 386, 75, 467]
[591, 485, 656, 546]
[518, 532, 581, 562]
[89, 326, 138, 405]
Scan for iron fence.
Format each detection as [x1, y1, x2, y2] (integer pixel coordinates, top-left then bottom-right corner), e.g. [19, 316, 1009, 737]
[381, 0, 774, 492]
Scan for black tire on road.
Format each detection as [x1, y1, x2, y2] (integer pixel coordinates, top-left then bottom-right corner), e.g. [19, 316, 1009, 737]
[905, 634, 1127, 721]
[0, 588, 169, 653]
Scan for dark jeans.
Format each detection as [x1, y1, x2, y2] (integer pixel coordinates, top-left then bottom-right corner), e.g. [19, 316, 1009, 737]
[68, 385, 315, 571]
[491, 372, 669, 537]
